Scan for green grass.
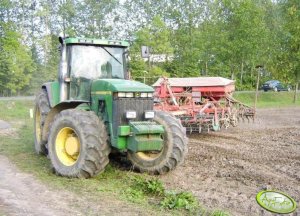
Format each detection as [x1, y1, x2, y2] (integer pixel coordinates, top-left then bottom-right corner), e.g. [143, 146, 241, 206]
[233, 91, 300, 108]
[0, 100, 230, 216]
[0, 100, 33, 121]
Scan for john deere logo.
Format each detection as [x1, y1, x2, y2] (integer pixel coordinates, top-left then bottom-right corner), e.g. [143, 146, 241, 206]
[256, 190, 297, 214]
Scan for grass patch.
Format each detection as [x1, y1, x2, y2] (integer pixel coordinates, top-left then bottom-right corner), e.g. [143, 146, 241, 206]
[0, 100, 230, 215]
[210, 210, 231, 216]
[233, 91, 300, 108]
[0, 100, 33, 121]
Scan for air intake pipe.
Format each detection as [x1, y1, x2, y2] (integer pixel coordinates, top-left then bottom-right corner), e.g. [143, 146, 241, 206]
[58, 37, 68, 102]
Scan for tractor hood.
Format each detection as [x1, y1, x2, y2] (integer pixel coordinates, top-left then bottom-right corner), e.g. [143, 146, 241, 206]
[91, 79, 154, 92]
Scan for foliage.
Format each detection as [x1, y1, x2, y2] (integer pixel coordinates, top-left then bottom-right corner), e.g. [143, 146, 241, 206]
[0, 23, 35, 95]
[0, 0, 298, 98]
[161, 191, 199, 211]
[125, 175, 200, 212]
[278, 0, 300, 84]
[129, 16, 172, 82]
[130, 175, 165, 196]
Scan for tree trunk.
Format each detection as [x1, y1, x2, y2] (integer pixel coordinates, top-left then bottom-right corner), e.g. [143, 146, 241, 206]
[293, 82, 298, 103]
[231, 66, 235, 80]
[240, 61, 244, 85]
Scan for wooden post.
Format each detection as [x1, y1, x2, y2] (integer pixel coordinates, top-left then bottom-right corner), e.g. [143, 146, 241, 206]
[254, 65, 263, 114]
[254, 70, 260, 110]
[294, 82, 298, 103]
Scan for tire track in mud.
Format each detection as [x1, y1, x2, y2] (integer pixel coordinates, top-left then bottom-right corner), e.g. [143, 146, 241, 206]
[160, 108, 300, 216]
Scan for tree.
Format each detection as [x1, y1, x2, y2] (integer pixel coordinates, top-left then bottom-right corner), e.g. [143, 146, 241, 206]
[0, 23, 35, 95]
[130, 16, 172, 82]
[76, 0, 118, 38]
[279, 0, 300, 102]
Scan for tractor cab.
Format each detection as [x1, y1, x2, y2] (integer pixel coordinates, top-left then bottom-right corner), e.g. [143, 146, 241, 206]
[58, 37, 130, 102]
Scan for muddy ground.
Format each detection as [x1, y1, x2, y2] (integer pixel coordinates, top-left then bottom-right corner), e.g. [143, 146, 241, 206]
[161, 107, 300, 215]
[0, 107, 299, 215]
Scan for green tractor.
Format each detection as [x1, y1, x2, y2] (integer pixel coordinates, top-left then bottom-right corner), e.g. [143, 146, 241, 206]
[34, 37, 188, 178]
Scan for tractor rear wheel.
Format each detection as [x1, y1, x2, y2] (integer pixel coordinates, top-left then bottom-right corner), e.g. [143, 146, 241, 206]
[128, 111, 188, 174]
[34, 89, 50, 155]
[48, 109, 110, 178]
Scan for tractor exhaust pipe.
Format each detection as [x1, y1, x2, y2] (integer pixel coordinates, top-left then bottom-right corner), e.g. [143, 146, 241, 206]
[58, 37, 68, 102]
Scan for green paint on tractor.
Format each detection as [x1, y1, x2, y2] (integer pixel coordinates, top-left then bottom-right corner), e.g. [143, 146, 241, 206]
[91, 79, 153, 92]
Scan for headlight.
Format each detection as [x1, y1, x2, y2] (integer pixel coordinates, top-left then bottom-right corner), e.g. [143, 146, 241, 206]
[126, 111, 136, 119]
[145, 111, 155, 119]
[117, 92, 126, 97]
[125, 92, 134, 98]
[116, 92, 152, 98]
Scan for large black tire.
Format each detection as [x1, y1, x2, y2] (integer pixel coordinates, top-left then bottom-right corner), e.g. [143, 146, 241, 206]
[128, 111, 188, 174]
[48, 109, 110, 178]
[34, 89, 50, 155]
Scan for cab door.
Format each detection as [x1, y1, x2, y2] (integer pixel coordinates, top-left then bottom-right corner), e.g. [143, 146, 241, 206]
[68, 45, 92, 101]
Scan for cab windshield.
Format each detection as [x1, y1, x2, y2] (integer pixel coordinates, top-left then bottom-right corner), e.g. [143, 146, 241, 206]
[69, 45, 125, 79]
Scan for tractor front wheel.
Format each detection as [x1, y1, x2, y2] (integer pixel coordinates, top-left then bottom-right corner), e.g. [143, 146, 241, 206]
[48, 109, 110, 178]
[128, 111, 188, 174]
[34, 89, 50, 155]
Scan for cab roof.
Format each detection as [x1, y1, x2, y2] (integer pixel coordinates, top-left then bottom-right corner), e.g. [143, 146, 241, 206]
[63, 37, 129, 47]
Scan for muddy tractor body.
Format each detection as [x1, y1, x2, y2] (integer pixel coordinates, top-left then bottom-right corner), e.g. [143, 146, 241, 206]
[34, 37, 188, 178]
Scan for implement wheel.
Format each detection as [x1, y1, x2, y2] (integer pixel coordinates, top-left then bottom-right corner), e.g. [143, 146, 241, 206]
[34, 89, 50, 155]
[48, 109, 110, 178]
[128, 111, 188, 174]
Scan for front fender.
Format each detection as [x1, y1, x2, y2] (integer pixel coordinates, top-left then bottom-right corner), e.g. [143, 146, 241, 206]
[41, 101, 88, 142]
[42, 81, 60, 107]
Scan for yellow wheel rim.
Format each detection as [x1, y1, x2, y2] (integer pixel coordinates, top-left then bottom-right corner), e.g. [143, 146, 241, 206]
[136, 133, 164, 161]
[136, 151, 163, 161]
[55, 127, 80, 166]
[35, 106, 41, 143]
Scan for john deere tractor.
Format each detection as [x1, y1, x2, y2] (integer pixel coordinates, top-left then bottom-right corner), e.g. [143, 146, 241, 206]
[34, 37, 188, 178]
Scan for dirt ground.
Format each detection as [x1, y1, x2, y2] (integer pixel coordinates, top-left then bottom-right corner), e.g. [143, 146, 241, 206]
[0, 155, 156, 216]
[0, 107, 299, 215]
[161, 107, 300, 215]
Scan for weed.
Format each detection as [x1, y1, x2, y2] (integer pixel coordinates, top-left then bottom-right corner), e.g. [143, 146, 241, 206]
[130, 175, 165, 196]
[161, 191, 199, 211]
[123, 187, 146, 203]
